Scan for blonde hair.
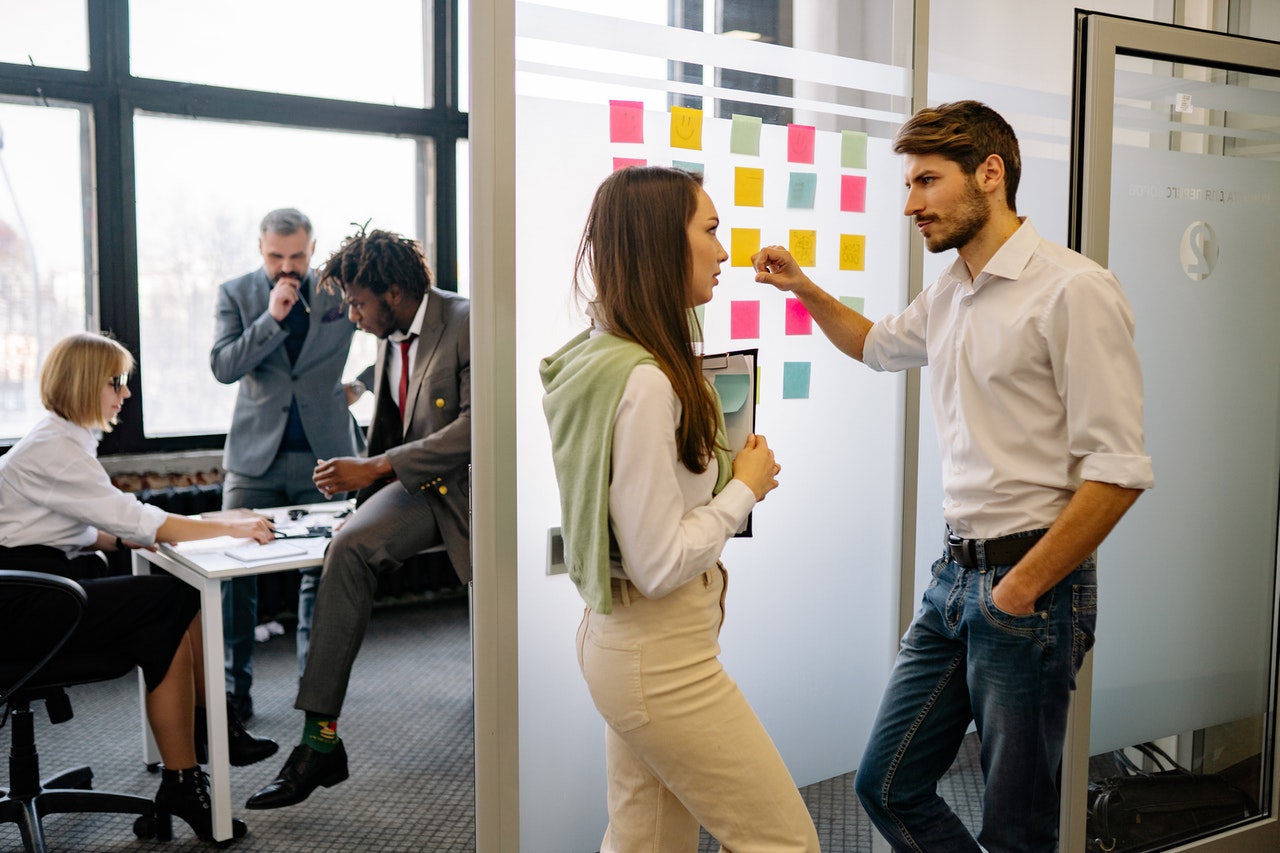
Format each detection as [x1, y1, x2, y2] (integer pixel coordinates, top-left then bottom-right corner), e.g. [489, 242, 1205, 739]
[40, 333, 135, 431]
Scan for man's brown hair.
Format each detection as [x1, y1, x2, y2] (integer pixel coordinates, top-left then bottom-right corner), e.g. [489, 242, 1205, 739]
[894, 100, 1021, 211]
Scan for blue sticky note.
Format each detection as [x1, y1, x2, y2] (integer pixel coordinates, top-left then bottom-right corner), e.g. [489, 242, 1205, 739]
[782, 362, 811, 399]
[713, 373, 751, 414]
[787, 172, 818, 209]
[673, 159, 705, 174]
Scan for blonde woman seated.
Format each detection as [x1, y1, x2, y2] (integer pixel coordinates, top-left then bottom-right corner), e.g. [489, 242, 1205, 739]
[0, 332, 278, 843]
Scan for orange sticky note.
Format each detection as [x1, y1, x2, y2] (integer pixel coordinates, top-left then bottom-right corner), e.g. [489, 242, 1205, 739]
[789, 230, 816, 267]
[840, 234, 866, 271]
[731, 228, 761, 267]
[735, 167, 765, 207]
[670, 106, 704, 150]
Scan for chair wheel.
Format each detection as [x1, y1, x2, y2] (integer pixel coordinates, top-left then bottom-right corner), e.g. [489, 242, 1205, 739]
[133, 814, 156, 839]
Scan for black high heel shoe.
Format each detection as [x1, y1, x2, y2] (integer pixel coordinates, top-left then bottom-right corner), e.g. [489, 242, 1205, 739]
[151, 766, 248, 843]
[194, 698, 280, 766]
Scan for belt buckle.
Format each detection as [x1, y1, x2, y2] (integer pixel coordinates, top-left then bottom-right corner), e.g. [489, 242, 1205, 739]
[947, 532, 976, 566]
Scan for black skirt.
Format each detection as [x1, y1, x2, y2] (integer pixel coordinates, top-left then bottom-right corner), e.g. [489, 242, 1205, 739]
[0, 544, 200, 692]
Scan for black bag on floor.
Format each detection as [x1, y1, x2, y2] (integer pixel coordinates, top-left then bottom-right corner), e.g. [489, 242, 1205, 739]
[1086, 742, 1255, 852]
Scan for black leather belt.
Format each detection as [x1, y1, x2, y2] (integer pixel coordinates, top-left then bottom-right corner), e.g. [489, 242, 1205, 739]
[946, 528, 1046, 568]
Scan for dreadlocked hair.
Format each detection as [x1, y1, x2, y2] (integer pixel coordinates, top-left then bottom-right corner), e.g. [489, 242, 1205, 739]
[317, 226, 433, 298]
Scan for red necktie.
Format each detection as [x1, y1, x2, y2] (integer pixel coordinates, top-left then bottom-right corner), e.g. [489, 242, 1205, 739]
[397, 336, 415, 416]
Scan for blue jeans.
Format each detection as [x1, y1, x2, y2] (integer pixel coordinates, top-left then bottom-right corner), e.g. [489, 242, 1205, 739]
[855, 532, 1097, 853]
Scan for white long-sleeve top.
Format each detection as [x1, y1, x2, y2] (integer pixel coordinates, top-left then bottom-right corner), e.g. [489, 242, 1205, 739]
[863, 218, 1154, 539]
[607, 363, 756, 599]
[0, 414, 168, 556]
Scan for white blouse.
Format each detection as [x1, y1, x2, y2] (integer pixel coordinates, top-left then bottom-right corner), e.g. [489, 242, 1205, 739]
[608, 363, 755, 599]
[0, 414, 168, 556]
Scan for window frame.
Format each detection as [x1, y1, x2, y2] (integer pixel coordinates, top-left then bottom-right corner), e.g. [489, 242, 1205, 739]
[0, 0, 466, 455]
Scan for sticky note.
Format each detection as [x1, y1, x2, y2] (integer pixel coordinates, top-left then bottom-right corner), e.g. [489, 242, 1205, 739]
[841, 130, 868, 169]
[693, 304, 705, 328]
[840, 175, 867, 212]
[787, 124, 816, 163]
[783, 362, 811, 399]
[730, 301, 760, 339]
[787, 173, 817, 209]
[731, 228, 761, 267]
[673, 159, 704, 174]
[613, 157, 646, 171]
[839, 295, 866, 314]
[609, 100, 644, 143]
[735, 167, 765, 207]
[840, 234, 866, 271]
[671, 106, 704, 150]
[730, 113, 763, 155]
[713, 373, 751, 414]
[785, 298, 812, 335]
[789, 230, 816, 267]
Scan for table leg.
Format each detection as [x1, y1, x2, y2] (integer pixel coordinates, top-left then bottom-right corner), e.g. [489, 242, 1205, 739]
[199, 575, 235, 842]
[131, 552, 162, 768]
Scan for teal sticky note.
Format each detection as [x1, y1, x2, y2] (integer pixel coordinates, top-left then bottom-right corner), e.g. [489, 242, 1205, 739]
[787, 172, 818, 209]
[841, 130, 868, 169]
[713, 373, 751, 414]
[730, 114, 763, 156]
[782, 362, 811, 399]
[839, 295, 866, 314]
[673, 159, 704, 174]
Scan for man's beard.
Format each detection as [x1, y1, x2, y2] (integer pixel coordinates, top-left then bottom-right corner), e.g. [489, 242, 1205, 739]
[921, 178, 990, 254]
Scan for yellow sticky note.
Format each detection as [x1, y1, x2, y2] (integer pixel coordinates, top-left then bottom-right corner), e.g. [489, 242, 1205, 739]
[670, 106, 704, 150]
[789, 230, 816, 267]
[840, 234, 866, 271]
[731, 228, 761, 268]
[734, 167, 764, 207]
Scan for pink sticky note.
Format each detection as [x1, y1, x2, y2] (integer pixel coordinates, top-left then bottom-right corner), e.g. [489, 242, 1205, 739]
[730, 301, 760, 339]
[609, 100, 644, 143]
[787, 124, 816, 164]
[785, 298, 812, 335]
[613, 157, 647, 171]
[840, 174, 867, 212]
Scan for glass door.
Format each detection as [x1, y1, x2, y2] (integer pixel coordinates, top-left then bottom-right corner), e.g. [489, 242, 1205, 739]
[1068, 13, 1280, 852]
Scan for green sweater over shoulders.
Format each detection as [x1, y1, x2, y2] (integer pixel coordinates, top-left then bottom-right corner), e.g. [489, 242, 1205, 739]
[540, 329, 731, 614]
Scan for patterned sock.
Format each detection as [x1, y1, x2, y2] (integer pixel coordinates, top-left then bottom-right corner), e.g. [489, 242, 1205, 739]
[302, 713, 340, 753]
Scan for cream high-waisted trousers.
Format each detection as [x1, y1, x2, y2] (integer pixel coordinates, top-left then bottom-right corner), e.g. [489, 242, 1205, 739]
[577, 565, 820, 853]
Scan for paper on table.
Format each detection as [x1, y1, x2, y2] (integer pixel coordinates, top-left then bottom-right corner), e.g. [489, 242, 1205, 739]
[224, 541, 307, 563]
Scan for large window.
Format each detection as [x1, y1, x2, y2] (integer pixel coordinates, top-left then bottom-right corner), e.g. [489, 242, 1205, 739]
[0, 0, 465, 452]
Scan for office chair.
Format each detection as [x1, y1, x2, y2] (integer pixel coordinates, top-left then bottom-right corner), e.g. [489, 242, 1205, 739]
[0, 569, 156, 852]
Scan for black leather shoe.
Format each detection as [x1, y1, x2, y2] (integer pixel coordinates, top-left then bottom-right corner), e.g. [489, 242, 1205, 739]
[244, 742, 349, 809]
[194, 699, 280, 767]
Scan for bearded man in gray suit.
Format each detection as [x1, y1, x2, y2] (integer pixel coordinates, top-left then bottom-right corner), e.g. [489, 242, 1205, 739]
[212, 209, 366, 724]
[247, 227, 471, 810]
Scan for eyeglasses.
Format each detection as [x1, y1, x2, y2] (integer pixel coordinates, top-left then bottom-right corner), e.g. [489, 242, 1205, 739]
[109, 374, 129, 393]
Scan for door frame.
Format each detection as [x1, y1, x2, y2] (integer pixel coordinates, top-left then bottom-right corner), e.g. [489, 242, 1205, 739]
[1066, 11, 1280, 851]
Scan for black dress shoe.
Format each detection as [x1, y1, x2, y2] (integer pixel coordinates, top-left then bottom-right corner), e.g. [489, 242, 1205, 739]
[245, 741, 349, 809]
[194, 699, 280, 767]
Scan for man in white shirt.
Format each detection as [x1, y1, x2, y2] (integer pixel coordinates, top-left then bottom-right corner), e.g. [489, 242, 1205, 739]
[753, 101, 1153, 853]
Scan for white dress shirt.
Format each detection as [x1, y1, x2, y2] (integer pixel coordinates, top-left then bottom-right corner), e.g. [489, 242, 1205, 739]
[608, 362, 756, 599]
[386, 291, 429, 404]
[863, 218, 1154, 539]
[0, 413, 168, 555]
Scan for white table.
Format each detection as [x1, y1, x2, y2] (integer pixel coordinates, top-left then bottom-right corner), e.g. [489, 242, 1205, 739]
[131, 502, 349, 842]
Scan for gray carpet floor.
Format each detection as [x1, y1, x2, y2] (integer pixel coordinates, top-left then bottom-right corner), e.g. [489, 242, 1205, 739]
[2, 591, 982, 852]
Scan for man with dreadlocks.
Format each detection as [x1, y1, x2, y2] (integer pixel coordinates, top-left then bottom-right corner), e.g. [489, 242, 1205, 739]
[246, 227, 472, 810]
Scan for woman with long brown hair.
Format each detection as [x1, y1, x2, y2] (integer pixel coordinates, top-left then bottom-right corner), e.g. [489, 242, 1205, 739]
[541, 167, 819, 852]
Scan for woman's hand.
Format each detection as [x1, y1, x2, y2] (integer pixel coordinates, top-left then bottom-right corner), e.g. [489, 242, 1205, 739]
[732, 433, 781, 501]
[229, 516, 275, 544]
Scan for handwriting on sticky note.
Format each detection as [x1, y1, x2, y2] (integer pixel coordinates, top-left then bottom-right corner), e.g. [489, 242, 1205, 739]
[735, 167, 765, 207]
[787, 124, 815, 163]
[671, 106, 704, 150]
[609, 100, 644, 143]
[789, 230, 816, 267]
[840, 234, 866, 271]
[787, 173, 817, 209]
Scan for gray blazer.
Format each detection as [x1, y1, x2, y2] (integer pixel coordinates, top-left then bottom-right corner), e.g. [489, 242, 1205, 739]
[358, 288, 472, 581]
[211, 268, 363, 477]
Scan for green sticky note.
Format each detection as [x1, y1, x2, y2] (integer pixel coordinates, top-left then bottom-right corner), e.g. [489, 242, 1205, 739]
[839, 295, 866, 314]
[782, 362, 811, 399]
[713, 373, 751, 414]
[841, 130, 868, 169]
[730, 114, 763, 156]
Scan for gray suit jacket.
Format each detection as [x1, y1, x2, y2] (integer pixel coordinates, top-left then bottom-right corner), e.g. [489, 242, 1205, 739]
[212, 268, 363, 477]
[358, 289, 472, 581]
